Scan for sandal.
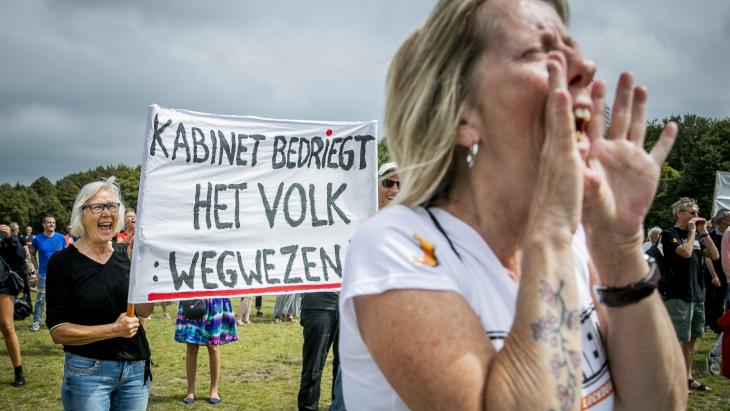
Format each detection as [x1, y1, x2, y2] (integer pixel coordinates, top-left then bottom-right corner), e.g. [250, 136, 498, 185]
[688, 379, 711, 391]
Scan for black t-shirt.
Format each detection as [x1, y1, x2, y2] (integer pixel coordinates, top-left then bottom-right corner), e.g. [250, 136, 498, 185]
[46, 243, 150, 361]
[301, 292, 338, 311]
[660, 227, 706, 302]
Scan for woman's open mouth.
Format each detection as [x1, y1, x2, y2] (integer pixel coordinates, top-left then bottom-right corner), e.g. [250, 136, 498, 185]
[574, 107, 591, 142]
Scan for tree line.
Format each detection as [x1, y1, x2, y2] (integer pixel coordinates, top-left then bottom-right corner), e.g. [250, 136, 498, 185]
[0, 165, 141, 233]
[1, 114, 728, 234]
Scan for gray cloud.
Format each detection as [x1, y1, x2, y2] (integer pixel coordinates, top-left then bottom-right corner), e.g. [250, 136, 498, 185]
[1, 0, 726, 184]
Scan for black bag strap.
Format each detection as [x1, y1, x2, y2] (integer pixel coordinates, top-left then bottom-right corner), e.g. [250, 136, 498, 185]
[424, 208, 461, 261]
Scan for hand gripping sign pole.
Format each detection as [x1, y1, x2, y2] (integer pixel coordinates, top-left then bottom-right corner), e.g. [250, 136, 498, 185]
[127, 234, 136, 318]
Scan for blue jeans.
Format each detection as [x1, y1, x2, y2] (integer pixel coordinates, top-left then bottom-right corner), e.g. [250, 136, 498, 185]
[328, 363, 347, 411]
[61, 352, 150, 411]
[32, 276, 46, 323]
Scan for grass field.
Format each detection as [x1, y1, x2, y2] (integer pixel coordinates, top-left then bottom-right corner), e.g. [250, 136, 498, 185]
[0, 295, 728, 410]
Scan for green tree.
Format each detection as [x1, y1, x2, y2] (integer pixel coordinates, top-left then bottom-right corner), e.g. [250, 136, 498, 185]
[644, 115, 729, 229]
[30, 176, 56, 198]
[645, 164, 681, 230]
[0, 184, 32, 227]
[378, 137, 391, 166]
[56, 179, 80, 212]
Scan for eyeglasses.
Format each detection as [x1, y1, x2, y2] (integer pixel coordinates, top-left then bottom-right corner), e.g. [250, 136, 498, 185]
[82, 202, 120, 214]
[381, 179, 400, 189]
[684, 210, 698, 216]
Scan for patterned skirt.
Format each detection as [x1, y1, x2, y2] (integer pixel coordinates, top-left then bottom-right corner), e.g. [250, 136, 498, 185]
[174, 298, 238, 346]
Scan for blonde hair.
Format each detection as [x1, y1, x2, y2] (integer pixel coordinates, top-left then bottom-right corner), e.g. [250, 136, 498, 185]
[671, 197, 697, 220]
[385, 0, 566, 207]
[69, 177, 126, 238]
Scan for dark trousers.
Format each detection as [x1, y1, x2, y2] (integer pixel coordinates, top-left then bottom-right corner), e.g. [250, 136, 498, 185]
[298, 309, 339, 411]
[706, 281, 728, 333]
[255, 296, 262, 311]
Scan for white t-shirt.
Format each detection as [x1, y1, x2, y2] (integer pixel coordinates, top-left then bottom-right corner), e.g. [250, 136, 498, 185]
[340, 206, 614, 410]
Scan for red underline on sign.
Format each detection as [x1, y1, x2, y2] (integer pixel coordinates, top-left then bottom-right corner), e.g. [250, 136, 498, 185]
[147, 283, 341, 301]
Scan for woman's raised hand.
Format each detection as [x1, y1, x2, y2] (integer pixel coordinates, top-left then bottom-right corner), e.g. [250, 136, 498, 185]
[531, 55, 584, 236]
[582, 73, 677, 241]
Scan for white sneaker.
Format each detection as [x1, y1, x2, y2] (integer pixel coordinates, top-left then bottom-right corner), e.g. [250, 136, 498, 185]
[706, 354, 721, 376]
[30, 322, 40, 332]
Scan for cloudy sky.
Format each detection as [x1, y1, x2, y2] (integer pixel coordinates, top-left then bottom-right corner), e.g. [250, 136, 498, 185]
[1, 0, 728, 185]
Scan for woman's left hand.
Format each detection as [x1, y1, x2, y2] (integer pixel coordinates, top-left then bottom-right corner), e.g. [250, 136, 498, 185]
[582, 73, 676, 242]
[581, 73, 677, 285]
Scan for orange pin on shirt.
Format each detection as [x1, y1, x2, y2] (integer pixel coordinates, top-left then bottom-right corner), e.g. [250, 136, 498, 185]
[413, 234, 438, 267]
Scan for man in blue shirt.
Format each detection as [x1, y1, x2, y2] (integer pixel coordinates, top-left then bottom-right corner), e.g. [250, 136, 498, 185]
[29, 215, 66, 332]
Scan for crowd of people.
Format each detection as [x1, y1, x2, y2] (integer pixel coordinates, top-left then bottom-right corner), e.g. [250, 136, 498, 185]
[1, 0, 729, 410]
[643, 199, 730, 391]
[0, 161, 401, 410]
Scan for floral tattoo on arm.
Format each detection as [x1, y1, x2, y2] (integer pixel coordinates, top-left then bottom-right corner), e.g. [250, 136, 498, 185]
[531, 279, 581, 411]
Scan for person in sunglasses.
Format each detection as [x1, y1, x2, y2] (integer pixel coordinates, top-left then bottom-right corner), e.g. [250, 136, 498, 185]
[377, 162, 400, 209]
[45, 177, 153, 410]
[661, 197, 719, 391]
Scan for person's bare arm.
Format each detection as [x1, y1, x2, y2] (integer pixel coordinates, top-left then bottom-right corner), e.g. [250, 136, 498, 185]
[699, 229, 719, 260]
[673, 229, 696, 259]
[356, 230, 579, 411]
[50, 313, 140, 345]
[134, 303, 154, 318]
[588, 261, 685, 411]
[581, 73, 685, 410]
[705, 257, 721, 287]
[722, 231, 730, 281]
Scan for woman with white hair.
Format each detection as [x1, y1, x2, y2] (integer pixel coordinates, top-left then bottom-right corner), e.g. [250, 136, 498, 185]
[46, 177, 153, 411]
[642, 226, 662, 252]
[338, 0, 685, 409]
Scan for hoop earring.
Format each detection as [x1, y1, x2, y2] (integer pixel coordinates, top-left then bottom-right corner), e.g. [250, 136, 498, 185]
[466, 143, 479, 168]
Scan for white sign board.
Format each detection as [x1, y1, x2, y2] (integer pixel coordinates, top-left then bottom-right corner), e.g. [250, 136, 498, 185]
[128, 105, 378, 303]
[712, 171, 730, 217]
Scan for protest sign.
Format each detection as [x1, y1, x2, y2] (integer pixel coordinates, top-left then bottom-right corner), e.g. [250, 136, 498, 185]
[713, 171, 730, 217]
[128, 105, 378, 303]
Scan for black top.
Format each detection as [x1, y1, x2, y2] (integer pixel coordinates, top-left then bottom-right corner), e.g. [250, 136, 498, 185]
[46, 243, 150, 361]
[645, 244, 669, 296]
[660, 227, 706, 302]
[0, 235, 26, 273]
[301, 292, 338, 311]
